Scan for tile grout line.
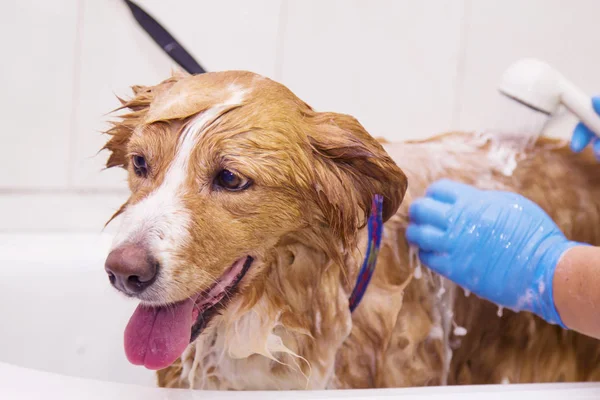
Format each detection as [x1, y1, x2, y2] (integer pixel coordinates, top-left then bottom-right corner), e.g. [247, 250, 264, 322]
[451, 0, 471, 130]
[66, 0, 86, 188]
[273, 0, 289, 81]
[0, 188, 129, 196]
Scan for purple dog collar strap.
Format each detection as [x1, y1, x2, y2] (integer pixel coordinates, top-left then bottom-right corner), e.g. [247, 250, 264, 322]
[348, 194, 384, 312]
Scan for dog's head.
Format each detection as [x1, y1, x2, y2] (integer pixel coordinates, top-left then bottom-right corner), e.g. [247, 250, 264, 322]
[102, 71, 407, 370]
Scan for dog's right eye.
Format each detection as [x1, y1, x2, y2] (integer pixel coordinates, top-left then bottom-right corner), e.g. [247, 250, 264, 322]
[132, 155, 148, 178]
[215, 169, 251, 191]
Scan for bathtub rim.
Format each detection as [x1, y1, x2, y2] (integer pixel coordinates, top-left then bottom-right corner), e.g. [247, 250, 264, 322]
[1, 360, 600, 399]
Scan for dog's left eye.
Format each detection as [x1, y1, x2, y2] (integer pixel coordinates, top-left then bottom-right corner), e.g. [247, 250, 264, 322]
[215, 169, 251, 191]
[132, 155, 148, 178]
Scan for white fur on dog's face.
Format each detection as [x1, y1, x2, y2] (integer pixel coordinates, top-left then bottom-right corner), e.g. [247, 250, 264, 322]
[110, 88, 253, 305]
[104, 71, 405, 307]
[103, 70, 407, 388]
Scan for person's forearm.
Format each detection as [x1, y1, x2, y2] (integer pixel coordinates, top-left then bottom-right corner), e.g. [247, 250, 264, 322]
[554, 245, 600, 339]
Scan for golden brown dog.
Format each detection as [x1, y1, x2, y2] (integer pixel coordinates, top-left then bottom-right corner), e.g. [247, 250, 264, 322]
[102, 70, 600, 390]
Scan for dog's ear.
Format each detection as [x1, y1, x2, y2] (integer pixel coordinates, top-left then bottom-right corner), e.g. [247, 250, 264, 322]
[308, 112, 408, 248]
[102, 76, 180, 169]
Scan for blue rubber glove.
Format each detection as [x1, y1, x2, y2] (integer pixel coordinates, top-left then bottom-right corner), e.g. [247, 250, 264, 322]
[570, 95, 600, 159]
[406, 179, 582, 327]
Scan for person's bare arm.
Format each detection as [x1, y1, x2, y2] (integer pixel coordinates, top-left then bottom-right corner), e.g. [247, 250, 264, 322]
[554, 245, 600, 339]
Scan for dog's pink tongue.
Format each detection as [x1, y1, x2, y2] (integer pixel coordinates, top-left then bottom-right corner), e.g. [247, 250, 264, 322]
[124, 298, 195, 370]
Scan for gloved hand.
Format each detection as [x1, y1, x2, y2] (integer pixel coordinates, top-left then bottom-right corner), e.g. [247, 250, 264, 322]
[406, 179, 583, 327]
[571, 95, 600, 159]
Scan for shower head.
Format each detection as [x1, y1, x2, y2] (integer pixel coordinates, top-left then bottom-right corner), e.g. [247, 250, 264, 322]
[498, 58, 600, 135]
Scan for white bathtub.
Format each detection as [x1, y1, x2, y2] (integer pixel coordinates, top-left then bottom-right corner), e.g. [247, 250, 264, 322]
[1, 233, 599, 399]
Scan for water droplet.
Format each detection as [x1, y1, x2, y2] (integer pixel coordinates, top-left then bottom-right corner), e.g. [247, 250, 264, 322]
[538, 281, 545, 294]
[453, 326, 468, 336]
[437, 287, 446, 298]
[414, 265, 422, 279]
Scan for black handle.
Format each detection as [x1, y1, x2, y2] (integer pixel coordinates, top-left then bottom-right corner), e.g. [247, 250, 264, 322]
[124, 0, 206, 74]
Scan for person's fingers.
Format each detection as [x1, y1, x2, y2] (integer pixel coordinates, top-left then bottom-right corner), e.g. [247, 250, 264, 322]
[409, 197, 452, 230]
[571, 122, 594, 153]
[406, 224, 448, 253]
[425, 179, 477, 204]
[418, 250, 451, 277]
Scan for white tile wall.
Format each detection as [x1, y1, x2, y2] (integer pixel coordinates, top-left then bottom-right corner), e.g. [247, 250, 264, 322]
[279, 0, 466, 140]
[71, 0, 175, 191]
[2, 0, 600, 231]
[0, 192, 126, 233]
[135, 0, 283, 77]
[0, 0, 79, 189]
[458, 0, 600, 137]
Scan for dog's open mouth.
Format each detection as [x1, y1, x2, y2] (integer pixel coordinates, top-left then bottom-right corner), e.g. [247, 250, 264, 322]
[123, 256, 253, 370]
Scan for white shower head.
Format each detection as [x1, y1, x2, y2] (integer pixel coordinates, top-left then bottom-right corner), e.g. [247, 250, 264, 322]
[498, 58, 600, 135]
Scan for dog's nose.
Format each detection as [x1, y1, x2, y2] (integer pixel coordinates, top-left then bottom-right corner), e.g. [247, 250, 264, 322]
[105, 245, 158, 294]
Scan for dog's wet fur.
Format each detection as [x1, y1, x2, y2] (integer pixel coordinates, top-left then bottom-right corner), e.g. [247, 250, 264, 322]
[103, 70, 600, 389]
